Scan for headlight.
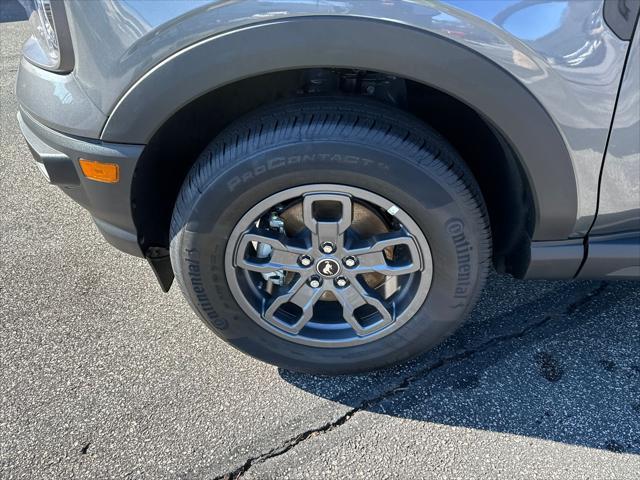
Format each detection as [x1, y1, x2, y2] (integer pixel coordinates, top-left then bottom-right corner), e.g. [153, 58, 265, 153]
[21, 0, 74, 72]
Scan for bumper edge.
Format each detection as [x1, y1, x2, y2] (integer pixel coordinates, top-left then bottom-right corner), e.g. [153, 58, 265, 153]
[18, 109, 145, 257]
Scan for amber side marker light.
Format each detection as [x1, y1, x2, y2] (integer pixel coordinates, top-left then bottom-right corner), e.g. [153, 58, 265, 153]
[79, 159, 119, 183]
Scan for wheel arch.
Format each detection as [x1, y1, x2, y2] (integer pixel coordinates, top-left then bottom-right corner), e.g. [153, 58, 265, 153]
[104, 16, 578, 251]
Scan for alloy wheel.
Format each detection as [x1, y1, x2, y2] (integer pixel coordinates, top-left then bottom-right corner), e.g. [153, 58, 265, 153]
[225, 185, 433, 347]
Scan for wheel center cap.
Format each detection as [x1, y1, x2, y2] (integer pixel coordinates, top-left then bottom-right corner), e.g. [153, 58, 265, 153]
[316, 258, 341, 278]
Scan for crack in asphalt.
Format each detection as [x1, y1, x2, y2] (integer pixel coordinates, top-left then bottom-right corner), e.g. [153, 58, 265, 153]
[215, 282, 609, 480]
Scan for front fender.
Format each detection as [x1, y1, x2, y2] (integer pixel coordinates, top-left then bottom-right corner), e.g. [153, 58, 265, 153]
[102, 16, 577, 240]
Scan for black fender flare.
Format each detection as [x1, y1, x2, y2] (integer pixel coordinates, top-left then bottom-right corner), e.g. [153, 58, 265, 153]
[102, 16, 578, 240]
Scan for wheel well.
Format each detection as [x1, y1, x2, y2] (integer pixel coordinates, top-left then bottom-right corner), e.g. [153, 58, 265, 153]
[132, 68, 535, 277]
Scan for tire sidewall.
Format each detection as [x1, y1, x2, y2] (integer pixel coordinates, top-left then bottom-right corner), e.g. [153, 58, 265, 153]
[171, 140, 486, 373]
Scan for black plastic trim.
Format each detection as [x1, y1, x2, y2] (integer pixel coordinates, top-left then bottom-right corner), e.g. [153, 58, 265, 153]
[93, 218, 141, 257]
[523, 239, 585, 279]
[145, 246, 174, 292]
[102, 16, 578, 241]
[577, 231, 640, 279]
[18, 109, 144, 257]
[20, 114, 80, 186]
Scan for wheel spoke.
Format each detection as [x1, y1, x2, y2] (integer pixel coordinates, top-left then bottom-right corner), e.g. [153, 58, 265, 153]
[302, 193, 353, 252]
[264, 277, 324, 334]
[234, 229, 310, 274]
[335, 281, 394, 336]
[226, 185, 434, 347]
[347, 230, 422, 276]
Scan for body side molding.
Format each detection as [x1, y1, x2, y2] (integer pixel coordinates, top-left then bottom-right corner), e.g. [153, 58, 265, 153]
[578, 232, 640, 279]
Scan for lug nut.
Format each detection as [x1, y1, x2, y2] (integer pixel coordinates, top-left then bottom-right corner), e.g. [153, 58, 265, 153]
[343, 256, 358, 268]
[299, 255, 313, 267]
[308, 276, 322, 289]
[320, 242, 336, 254]
[335, 276, 349, 288]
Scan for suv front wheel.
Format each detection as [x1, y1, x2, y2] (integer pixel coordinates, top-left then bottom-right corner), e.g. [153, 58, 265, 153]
[170, 98, 491, 374]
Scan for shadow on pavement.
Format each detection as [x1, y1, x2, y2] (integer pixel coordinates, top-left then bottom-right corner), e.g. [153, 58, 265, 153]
[280, 276, 640, 455]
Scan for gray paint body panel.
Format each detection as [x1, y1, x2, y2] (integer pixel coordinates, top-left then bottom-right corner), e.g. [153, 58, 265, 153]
[592, 26, 640, 236]
[15, 0, 634, 243]
[100, 16, 578, 241]
[15, 58, 106, 138]
[69, 0, 627, 238]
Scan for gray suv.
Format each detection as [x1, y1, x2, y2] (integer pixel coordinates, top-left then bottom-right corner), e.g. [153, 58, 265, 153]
[17, 0, 640, 374]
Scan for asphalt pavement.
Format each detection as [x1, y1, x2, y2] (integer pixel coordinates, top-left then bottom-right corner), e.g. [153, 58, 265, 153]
[1, 10, 639, 480]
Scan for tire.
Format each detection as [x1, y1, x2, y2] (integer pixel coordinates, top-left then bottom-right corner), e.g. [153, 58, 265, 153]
[170, 97, 491, 374]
